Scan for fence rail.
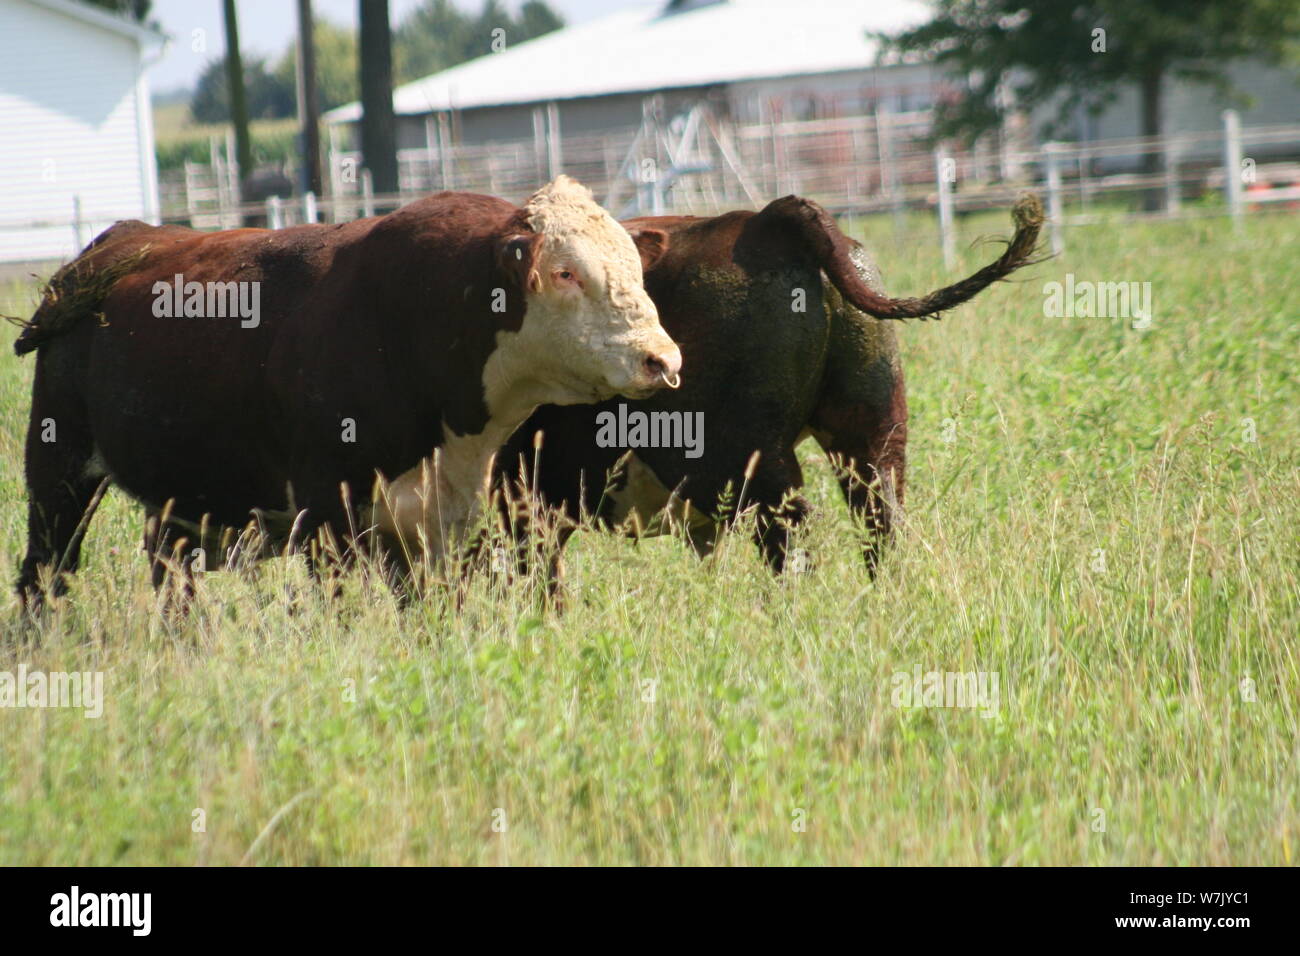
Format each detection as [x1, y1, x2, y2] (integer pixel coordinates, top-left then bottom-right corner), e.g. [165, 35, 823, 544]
[6, 108, 1295, 268]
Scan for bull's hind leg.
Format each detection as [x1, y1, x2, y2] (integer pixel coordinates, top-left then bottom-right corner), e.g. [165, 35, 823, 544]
[16, 364, 108, 611]
[811, 381, 907, 576]
[741, 450, 811, 573]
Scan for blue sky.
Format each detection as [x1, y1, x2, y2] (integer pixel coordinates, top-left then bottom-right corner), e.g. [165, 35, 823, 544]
[147, 0, 645, 93]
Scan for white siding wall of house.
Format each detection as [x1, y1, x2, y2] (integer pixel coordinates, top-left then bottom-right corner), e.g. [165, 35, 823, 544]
[0, 0, 160, 264]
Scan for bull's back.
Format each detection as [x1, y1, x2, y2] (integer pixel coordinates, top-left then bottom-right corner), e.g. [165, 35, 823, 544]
[54, 220, 371, 521]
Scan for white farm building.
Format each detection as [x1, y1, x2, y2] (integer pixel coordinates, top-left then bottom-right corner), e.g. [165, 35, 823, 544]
[323, 0, 946, 214]
[321, 0, 1299, 219]
[0, 0, 164, 264]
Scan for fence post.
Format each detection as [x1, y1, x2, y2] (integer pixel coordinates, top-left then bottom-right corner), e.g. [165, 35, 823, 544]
[546, 101, 563, 178]
[266, 196, 284, 230]
[326, 124, 341, 222]
[225, 127, 240, 228]
[934, 148, 956, 270]
[361, 169, 375, 218]
[1163, 135, 1181, 216]
[532, 106, 548, 185]
[423, 115, 438, 192]
[1044, 141, 1065, 256]
[437, 112, 453, 190]
[303, 191, 318, 224]
[1078, 147, 1093, 214]
[1223, 109, 1243, 227]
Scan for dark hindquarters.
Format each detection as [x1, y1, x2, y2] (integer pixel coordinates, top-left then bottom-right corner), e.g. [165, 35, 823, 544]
[811, 282, 909, 576]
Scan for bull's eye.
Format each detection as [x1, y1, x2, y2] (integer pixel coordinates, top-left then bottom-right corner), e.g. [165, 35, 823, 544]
[552, 269, 583, 290]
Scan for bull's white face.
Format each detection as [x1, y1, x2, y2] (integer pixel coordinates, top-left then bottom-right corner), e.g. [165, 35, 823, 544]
[492, 177, 681, 411]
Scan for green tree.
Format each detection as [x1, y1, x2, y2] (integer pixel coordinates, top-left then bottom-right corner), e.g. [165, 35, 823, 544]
[393, 0, 565, 84]
[393, 0, 476, 82]
[190, 57, 294, 123]
[81, 0, 151, 21]
[875, 0, 1300, 146]
[517, 0, 563, 39]
[274, 18, 359, 113]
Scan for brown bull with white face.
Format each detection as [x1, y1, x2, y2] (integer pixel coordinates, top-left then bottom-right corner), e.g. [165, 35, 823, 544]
[372, 177, 680, 561]
[13, 176, 679, 607]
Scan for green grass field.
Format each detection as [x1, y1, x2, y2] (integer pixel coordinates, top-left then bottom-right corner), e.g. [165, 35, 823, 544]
[0, 210, 1296, 865]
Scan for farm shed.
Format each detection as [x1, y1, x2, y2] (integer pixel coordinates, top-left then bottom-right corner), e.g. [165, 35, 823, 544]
[0, 0, 165, 264]
[321, 0, 950, 209]
[321, 0, 1298, 218]
[325, 0, 939, 146]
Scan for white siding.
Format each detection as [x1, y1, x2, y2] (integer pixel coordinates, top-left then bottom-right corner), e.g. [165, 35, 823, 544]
[0, 0, 156, 263]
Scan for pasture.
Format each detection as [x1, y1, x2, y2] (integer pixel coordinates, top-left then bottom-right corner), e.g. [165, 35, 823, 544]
[0, 209, 1296, 865]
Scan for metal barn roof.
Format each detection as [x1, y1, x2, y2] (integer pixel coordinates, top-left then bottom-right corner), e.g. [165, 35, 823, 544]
[325, 0, 929, 123]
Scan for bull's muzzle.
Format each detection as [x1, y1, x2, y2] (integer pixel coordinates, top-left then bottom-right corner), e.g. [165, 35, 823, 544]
[642, 347, 683, 389]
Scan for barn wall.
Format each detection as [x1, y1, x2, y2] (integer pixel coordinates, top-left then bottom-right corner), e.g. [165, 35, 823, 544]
[1032, 59, 1300, 165]
[390, 88, 723, 151]
[0, 0, 155, 263]
[728, 64, 944, 121]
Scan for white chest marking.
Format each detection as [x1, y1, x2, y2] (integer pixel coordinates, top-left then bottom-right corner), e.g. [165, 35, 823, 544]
[607, 454, 714, 541]
[372, 421, 513, 563]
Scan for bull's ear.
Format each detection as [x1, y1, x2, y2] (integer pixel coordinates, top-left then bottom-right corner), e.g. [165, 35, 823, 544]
[627, 227, 669, 272]
[496, 233, 543, 293]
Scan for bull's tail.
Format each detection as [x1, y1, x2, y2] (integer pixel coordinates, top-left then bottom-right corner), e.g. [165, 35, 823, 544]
[758, 193, 1045, 320]
[9, 239, 151, 356]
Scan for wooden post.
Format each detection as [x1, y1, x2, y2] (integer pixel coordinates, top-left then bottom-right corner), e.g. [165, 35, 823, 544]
[532, 106, 547, 185]
[266, 195, 284, 230]
[437, 112, 453, 190]
[546, 101, 563, 179]
[423, 114, 438, 192]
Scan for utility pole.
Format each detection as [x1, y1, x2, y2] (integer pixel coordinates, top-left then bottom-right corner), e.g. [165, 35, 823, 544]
[296, 0, 323, 197]
[221, 0, 252, 185]
[359, 0, 398, 199]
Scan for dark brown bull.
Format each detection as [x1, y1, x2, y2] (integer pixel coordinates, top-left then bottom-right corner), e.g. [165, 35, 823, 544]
[495, 194, 1043, 592]
[13, 177, 680, 609]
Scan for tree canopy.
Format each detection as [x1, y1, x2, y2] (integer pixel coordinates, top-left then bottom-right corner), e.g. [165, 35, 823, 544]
[875, 0, 1300, 144]
[394, 0, 564, 84]
[187, 0, 565, 125]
